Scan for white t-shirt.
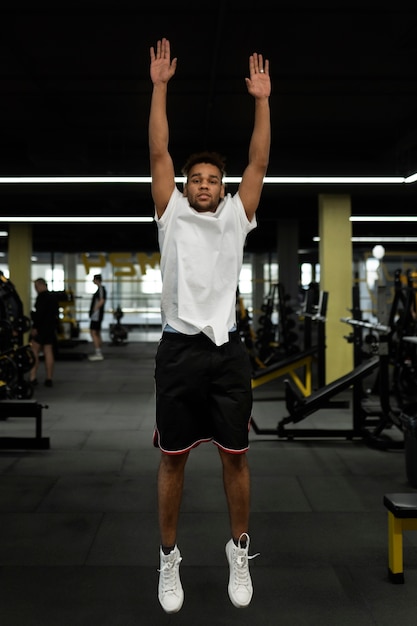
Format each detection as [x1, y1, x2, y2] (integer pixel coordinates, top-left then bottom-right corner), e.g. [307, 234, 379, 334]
[155, 187, 256, 346]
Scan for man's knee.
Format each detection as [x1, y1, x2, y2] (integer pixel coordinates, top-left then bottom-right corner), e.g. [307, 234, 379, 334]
[219, 449, 248, 470]
[160, 451, 189, 473]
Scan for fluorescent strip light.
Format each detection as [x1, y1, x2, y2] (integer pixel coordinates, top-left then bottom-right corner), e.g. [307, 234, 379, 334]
[0, 216, 154, 223]
[0, 176, 153, 184]
[262, 176, 405, 184]
[352, 237, 417, 242]
[0, 174, 411, 184]
[314, 236, 417, 243]
[350, 216, 417, 222]
[227, 176, 405, 184]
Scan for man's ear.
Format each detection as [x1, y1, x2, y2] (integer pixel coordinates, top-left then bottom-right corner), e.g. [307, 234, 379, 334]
[182, 183, 188, 197]
[220, 183, 226, 199]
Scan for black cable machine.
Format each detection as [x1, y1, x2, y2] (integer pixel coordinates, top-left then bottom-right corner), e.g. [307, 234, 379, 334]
[250, 289, 329, 435]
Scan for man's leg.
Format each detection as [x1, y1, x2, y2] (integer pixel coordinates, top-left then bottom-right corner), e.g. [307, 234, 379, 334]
[158, 451, 189, 547]
[89, 328, 104, 360]
[95, 328, 103, 350]
[157, 451, 188, 614]
[219, 449, 256, 609]
[43, 344, 54, 383]
[218, 449, 250, 539]
[29, 341, 40, 383]
[90, 329, 98, 349]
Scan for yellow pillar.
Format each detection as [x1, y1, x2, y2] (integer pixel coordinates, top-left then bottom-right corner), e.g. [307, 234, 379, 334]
[318, 194, 353, 383]
[8, 223, 33, 322]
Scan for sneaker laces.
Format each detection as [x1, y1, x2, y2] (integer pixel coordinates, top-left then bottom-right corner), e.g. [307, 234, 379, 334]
[232, 534, 259, 587]
[158, 552, 182, 595]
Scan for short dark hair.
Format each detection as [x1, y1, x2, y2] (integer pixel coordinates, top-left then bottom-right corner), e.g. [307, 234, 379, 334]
[181, 151, 226, 179]
[93, 274, 102, 281]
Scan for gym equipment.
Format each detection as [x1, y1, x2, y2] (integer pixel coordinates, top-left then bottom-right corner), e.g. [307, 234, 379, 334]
[254, 283, 278, 364]
[52, 289, 88, 360]
[55, 289, 81, 343]
[251, 278, 403, 441]
[399, 412, 417, 488]
[279, 271, 416, 443]
[243, 282, 302, 370]
[109, 305, 128, 345]
[279, 354, 380, 439]
[251, 290, 328, 396]
[0, 273, 34, 399]
[0, 341, 36, 400]
[389, 269, 417, 411]
[0, 273, 50, 449]
[277, 307, 408, 443]
[276, 282, 301, 357]
[383, 493, 417, 583]
[0, 272, 32, 345]
[250, 286, 327, 388]
[237, 290, 264, 370]
[262, 282, 301, 360]
[250, 290, 332, 435]
[0, 399, 49, 449]
[251, 347, 318, 396]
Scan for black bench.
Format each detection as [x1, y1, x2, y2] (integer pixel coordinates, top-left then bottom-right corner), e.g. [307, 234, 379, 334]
[0, 399, 50, 449]
[383, 493, 417, 583]
[283, 355, 380, 423]
[272, 355, 380, 439]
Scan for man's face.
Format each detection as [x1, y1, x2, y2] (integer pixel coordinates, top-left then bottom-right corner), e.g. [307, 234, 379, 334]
[183, 163, 225, 213]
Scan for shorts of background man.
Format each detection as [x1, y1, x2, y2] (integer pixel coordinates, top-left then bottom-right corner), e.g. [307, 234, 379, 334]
[31, 330, 57, 347]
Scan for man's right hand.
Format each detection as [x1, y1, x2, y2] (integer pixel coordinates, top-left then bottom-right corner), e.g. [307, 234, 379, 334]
[150, 38, 177, 85]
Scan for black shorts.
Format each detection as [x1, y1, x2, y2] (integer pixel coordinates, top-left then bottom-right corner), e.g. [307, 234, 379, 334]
[90, 320, 102, 331]
[153, 331, 253, 454]
[32, 330, 57, 346]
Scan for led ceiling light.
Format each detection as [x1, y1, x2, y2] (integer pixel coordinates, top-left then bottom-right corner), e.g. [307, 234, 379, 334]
[1, 216, 154, 223]
[350, 216, 417, 222]
[314, 236, 417, 243]
[0, 174, 415, 185]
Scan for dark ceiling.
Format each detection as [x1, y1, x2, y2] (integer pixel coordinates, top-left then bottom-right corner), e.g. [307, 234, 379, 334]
[1, 1, 417, 255]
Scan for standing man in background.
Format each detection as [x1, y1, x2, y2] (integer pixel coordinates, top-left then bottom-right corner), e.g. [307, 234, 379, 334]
[88, 274, 106, 361]
[149, 38, 271, 613]
[29, 277, 59, 387]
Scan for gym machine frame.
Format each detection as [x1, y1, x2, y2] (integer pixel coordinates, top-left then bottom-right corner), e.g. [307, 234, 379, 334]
[251, 283, 391, 440]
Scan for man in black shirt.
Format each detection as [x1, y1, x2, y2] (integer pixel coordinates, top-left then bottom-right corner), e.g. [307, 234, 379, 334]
[88, 274, 107, 361]
[30, 278, 59, 387]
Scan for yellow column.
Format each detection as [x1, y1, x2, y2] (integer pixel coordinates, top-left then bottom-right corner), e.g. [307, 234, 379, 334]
[318, 194, 353, 383]
[8, 223, 33, 323]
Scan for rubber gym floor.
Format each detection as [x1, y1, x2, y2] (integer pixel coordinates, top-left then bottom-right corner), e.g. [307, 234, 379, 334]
[0, 335, 416, 626]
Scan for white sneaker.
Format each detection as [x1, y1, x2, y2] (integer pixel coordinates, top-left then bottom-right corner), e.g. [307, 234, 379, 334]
[158, 546, 184, 613]
[88, 354, 104, 361]
[225, 533, 259, 608]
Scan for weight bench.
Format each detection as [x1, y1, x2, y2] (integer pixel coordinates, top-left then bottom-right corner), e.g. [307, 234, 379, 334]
[0, 399, 50, 449]
[275, 355, 380, 439]
[383, 493, 417, 583]
[283, 356, 380, 423]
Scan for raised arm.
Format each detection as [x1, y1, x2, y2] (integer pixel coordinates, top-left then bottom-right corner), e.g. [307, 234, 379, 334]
[149, 38, 178, 218]
[239, 53, 271, 222]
